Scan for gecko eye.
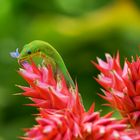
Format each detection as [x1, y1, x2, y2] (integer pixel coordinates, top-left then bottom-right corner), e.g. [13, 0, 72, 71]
[27, 50, 32, 54]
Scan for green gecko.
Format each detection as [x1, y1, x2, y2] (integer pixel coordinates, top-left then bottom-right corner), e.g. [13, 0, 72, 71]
[18, 40, 75, 88]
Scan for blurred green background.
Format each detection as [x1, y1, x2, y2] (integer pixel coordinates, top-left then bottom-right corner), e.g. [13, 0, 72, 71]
[1, 0, 140, 139]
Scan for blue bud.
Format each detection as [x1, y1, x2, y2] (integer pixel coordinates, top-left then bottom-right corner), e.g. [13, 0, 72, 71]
[10, 48, 19, 58]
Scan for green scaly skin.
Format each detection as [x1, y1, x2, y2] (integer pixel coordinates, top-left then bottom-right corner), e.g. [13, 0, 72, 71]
[18, 40, 75, 88]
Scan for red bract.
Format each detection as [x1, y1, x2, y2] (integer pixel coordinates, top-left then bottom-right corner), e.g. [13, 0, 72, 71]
[94, 53, 140, 128]
[18, 61, 132, 140]
[127, 128, 140, 140]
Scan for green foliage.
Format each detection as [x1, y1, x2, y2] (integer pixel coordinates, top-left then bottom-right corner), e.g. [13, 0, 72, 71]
[0, 0, 140, 139]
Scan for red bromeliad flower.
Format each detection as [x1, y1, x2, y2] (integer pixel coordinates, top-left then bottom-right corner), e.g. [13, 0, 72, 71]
[94, 53, 140, 128]
[18, 61, 133, 140]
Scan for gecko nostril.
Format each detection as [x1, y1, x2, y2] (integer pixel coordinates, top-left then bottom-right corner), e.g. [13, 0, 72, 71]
[37, 49, 40, 52]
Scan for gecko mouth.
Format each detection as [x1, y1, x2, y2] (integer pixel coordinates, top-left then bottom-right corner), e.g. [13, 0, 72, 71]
[18, 52, 46, 65]
[18, 52, 44, 64]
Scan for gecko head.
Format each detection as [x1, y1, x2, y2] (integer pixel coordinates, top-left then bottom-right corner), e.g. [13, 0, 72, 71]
[18, 40, 44, 62]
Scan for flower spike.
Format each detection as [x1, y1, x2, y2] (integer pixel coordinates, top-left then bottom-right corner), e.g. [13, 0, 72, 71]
[94, 52, 140, 128]
[17, 61, 133, 140]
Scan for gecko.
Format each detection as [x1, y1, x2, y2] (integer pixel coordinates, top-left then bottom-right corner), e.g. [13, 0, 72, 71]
[17, 40, 75, 88]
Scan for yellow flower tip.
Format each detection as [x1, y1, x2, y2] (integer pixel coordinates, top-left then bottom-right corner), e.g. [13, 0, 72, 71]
[87, 126, 92, 134]
[110, 118, 116, 121]
[113, 131, 120, 139]
[99, 127, 105, 135]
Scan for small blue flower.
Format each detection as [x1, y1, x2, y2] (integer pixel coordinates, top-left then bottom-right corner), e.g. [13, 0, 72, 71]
[10, 48, 19, 58]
